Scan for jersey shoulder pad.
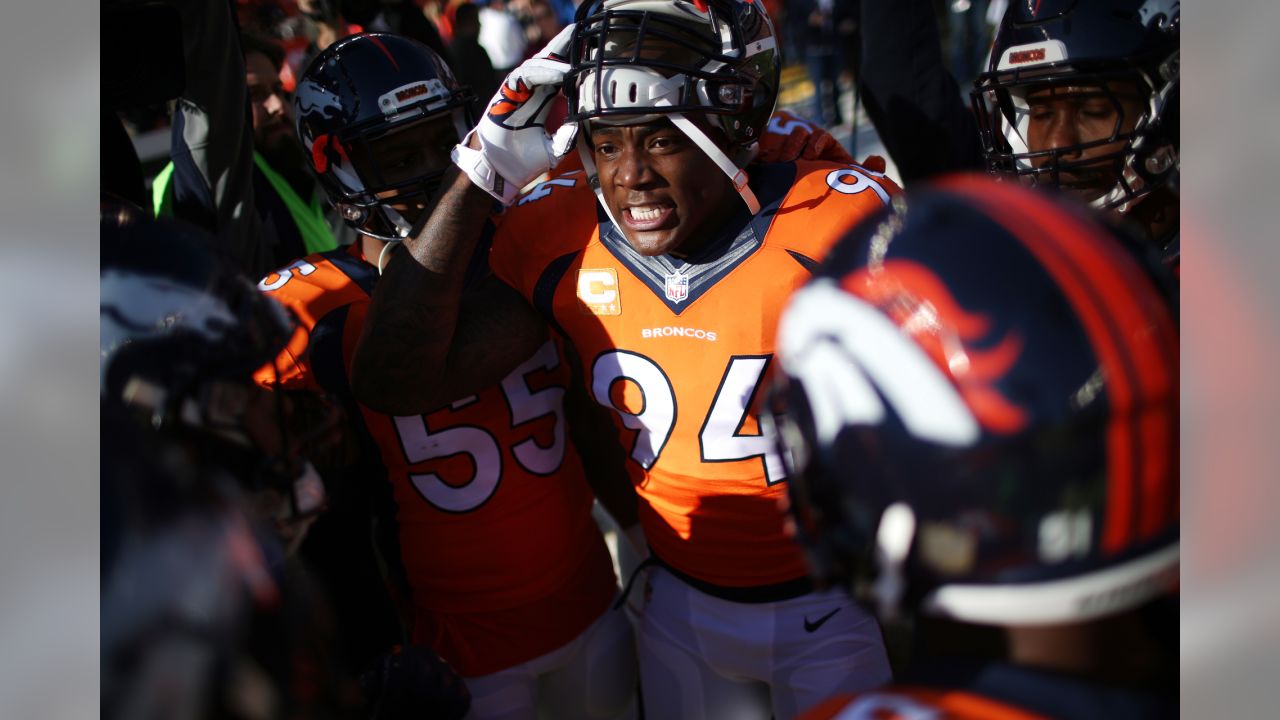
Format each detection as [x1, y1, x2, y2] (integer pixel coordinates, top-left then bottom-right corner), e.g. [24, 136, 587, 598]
[256, 249, 373, 331]
[492, 170, 600, 294]
[507, 169, 597, 219]
[760, 161, 897, 261]
[788, 158, 901, 209]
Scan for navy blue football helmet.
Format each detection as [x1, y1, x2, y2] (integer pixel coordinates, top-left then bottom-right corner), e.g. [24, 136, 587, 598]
[295, 33, 475, 240]
[971, 0, 1179, 213]
[565, 0, 781, 214]
[101, 208, 329, 520]
[765, 176, 1178, 626]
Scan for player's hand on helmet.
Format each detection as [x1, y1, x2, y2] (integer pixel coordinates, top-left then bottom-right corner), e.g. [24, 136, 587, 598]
[757, 109, 855, 165]
[452, 24, 579, 205]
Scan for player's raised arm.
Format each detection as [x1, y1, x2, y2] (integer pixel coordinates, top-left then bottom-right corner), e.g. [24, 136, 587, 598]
[351, 28, 579, 416]
[349, 167, 536, 416]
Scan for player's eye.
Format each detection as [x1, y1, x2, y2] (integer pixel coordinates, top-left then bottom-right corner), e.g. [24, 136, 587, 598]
[649, 131, 689, 153]
[1080, 102, 1116, 120]
[1029, 109, 1053, 124]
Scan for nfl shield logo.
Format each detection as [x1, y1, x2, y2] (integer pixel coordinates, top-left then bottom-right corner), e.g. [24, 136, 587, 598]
[665, 272, 689, 303]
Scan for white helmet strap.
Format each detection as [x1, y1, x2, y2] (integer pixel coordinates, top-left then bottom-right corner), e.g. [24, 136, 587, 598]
[378, 204, 415, 239]
[666, 111, 760, 215]
[576, 109, 761, 231]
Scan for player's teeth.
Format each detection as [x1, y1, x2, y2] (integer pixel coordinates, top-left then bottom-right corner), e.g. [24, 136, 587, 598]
[631, 207, 662, 221]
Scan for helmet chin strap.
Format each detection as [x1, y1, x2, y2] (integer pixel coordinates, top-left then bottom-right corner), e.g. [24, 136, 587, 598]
[665, 112, 761, 215]
[380, 205, 416, 239]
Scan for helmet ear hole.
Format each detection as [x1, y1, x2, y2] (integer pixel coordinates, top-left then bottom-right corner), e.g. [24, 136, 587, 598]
[1144, 146, 1175, 176]
[339, 204, 363, 222]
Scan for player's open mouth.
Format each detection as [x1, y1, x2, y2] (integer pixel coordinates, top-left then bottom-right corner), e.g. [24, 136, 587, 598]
[623, 204, 675, 231]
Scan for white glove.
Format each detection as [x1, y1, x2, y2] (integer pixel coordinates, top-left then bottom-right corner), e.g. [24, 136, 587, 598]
[452, 24, 579, 205]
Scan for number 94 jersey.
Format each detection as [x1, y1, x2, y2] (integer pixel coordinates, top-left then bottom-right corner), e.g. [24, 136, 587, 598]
[490, 161, 899, 588]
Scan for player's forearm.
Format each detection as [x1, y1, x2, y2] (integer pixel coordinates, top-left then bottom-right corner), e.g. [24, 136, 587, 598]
[351, 166, 494, 415]
[402, 165, 495, 277]
[167, 0, 269, 276]
[858, 0, 984, 183]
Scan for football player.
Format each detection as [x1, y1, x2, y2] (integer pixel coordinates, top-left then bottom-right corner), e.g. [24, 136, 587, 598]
[860, 0, 1179, 264]
[255, 33, 638, 720]
[764, 176, 1179, 719]
[972, 0, 1179, 259]
[352, 2, 900, 717]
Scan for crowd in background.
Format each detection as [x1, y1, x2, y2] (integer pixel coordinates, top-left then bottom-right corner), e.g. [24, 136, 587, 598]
[119, 0, 1005, 170]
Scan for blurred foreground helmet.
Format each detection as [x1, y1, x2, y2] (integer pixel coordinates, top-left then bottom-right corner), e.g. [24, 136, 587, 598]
[102, 400, 359, 720]
[102, 401, 286, 720]
[765, 176, 1178, 626]
[101, 211, 327, 524]
[101, 213, 293, 414]
[971, 0, 1179, 213]
[565, 0, 781, 213]
[295, 33, 475, 241]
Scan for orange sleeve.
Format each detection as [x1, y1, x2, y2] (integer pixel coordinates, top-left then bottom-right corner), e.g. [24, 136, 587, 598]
[254, 332, 315, 391]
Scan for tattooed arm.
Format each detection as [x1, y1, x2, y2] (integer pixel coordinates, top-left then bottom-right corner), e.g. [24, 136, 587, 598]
[351, 165, 548, 416]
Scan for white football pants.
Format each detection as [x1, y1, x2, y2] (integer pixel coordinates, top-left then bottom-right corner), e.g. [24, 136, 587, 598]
[635, 566, 891, 720]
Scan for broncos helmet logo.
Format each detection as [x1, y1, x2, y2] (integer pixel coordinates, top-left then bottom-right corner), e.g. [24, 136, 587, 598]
[840, 260, 1029, 434]
[309, 134, 350, 174]
[487, 79, 537, 127]
[295, 78, 344, 122]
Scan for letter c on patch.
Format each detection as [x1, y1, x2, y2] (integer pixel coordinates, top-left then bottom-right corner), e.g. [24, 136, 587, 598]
[579, 269, 617, 304]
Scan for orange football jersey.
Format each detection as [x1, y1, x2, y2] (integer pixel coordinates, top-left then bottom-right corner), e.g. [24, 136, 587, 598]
[256, 243, 617, 676]
[489, 161, 899, 587]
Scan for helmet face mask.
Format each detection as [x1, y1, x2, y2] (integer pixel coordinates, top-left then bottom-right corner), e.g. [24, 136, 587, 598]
[339, 112, 465, 232]
[970, 1, 1179, 214]
[295, 34, 475, 241]
[973, 64, 1174, 212]
[566, 1, 767, 138]
[565, 0, 780, 216]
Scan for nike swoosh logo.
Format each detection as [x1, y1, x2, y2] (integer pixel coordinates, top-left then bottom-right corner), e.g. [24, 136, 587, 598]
[803, 607, 842, 633]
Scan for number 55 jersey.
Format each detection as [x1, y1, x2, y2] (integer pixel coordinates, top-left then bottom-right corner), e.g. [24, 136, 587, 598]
[489, 161, 899, 589]
[255, 242, 618, 677]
